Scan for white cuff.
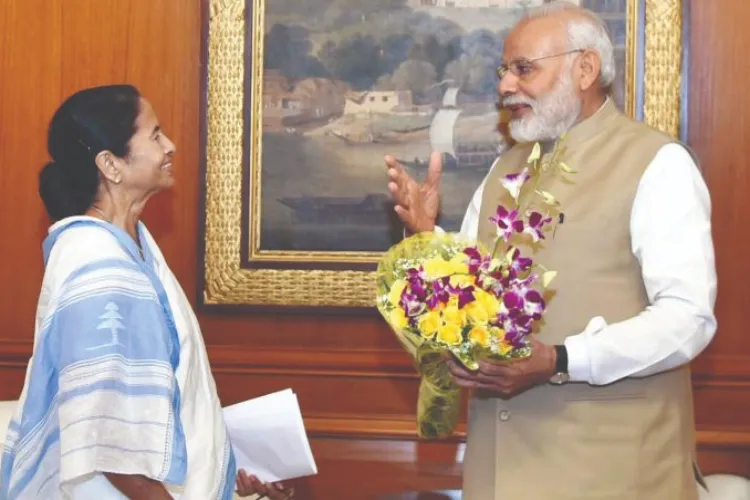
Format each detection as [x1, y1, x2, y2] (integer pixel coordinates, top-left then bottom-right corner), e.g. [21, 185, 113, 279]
[402, 225, 445, 240]
[563, 316, 608, 384]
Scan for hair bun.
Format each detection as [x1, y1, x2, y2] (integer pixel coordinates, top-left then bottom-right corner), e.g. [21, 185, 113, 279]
[38, 161, 89, 222]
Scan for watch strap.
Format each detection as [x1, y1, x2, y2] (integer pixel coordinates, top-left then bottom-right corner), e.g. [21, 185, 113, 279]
[554, 344, 568, 374]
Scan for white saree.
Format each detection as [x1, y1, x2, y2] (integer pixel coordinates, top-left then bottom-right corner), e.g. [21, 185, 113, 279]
[1, 217, 236, 499]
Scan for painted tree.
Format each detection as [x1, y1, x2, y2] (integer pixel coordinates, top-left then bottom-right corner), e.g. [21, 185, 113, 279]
[96, 302, 125, 347]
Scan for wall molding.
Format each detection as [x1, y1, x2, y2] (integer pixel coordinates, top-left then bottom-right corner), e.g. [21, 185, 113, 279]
[0, 340, 31, 368]
[697, 429, 750, 450]
[692, 354, 750, 381]
[2, 339, 749, 381]
[305, 413, 749, 451]
[304, 413, 466, 440]
[0, 339, 749, 450]
[0, 339, 420, 377]
[207, 344, 418, 378]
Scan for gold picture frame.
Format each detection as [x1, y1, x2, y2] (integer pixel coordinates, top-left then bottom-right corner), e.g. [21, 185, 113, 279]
[200, 0, 686, 310]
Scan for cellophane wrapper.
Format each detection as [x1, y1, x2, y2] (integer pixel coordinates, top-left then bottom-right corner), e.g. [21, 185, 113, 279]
[376, 232, 536, 438]
[376, 142, 568, 438]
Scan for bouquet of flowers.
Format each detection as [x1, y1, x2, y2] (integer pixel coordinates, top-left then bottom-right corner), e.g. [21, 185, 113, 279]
[376, 140, 573, 438]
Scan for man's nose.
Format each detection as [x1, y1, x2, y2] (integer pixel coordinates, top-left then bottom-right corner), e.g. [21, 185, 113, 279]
[498, 72, 519, 97]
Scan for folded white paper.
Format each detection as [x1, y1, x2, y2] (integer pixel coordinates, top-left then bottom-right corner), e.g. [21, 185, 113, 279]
[223, 388, 318, 483]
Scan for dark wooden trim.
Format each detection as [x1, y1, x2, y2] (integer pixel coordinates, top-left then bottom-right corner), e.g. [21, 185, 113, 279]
[0, 336, 748, 451]
[2, 340, 750, 381]
[207, 344, 418, 377]
[691, 354, 750, 381]
[697, 429, 750, 450]
[196, 0, 211, 309]
[239, 0, 252, 269]
[303, 414, 466, 440]
[0, 339, 418, 375]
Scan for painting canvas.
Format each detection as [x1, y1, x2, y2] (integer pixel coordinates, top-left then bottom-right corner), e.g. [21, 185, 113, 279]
[256, 0, 628, 254]
[200, 0, 686, 309]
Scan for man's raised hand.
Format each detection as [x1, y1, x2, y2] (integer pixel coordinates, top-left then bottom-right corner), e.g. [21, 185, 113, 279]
[384, 151, 442, 234]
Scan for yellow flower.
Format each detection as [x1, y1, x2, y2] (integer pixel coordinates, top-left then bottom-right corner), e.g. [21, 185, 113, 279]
[489, 326, 506, 341]
[389, 308, 409, 330]
[464, 301, 489, 324]
[437, 322, 462, 345]
[475, 289, 501, 318]
[418, 310, 441, 338]
[449, 274, 473, 288]
[388, 279, 408, 305]
[496, 340, 513, 356]
[448, 253, 470, 274]
[423, 257, 455, 279]
[468, 325, 490, 347]
[442, 304, 466, 328]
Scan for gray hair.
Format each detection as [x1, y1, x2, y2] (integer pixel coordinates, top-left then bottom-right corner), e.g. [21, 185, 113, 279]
[522, 1, 616, 89]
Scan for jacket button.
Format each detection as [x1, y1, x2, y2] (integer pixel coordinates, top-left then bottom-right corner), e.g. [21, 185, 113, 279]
[499, 410, 510, 421]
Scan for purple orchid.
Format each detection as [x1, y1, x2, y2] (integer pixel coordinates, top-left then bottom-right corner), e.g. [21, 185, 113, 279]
[454, 284, 476, 308]
[427, 277, 452, 308]
[503, 328, 528, 349]
[490, 205, 524, 241]
[502, 290, 522, 310]
[506, 247, 533, 279]
[399, 291, 425, 317]
[463, 247, 489, 274]
[500, 168, 530, 201]
[406, 267, 427, 283]
[492, 309, 531, 347]
[523, 211, 553, 242]
[427, 276, 477, 310]
[523, 288, 546, 320]
[406, 267, 428, 300]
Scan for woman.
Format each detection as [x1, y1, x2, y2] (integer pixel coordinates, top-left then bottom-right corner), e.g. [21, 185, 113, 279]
[0, 85, 287, 499]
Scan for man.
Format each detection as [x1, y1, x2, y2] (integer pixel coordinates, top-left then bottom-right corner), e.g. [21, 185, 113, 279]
[384, 2, 717, 499]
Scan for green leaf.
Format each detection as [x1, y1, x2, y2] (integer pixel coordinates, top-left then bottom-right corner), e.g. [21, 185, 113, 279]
[535, 189, 560, 206]
[542, 270, 557, 287]
[526, 142, 541, 163]
[559, 162, 577, 174]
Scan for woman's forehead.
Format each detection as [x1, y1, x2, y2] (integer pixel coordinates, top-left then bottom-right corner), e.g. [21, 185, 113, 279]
[134, 98, 158, 128]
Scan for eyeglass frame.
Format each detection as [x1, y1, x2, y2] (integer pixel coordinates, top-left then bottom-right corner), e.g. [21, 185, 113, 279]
[496, 49, 585, 81]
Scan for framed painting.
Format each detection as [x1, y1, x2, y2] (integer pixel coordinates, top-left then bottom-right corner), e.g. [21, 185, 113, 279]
[199, 0, 688, 311]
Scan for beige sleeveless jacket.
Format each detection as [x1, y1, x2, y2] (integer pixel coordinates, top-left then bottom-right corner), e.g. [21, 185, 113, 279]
[463, 100, 700, 500]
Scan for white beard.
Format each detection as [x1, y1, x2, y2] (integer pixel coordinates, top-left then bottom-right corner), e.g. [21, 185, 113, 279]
[504, 70, 582, 143]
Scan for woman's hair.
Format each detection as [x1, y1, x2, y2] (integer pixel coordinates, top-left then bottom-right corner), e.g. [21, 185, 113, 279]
[38, 84, 142, 222]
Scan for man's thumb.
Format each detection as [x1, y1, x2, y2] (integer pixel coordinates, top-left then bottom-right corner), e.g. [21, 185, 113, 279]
[425, 151, 442, 186]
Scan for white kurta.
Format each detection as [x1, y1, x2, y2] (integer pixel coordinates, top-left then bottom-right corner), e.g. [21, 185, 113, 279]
[451, 113, 717, 385]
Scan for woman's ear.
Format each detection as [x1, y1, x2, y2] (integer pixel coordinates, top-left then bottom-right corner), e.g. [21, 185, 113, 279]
[94, 151, 122, 184]
[577, 50, 602, 92]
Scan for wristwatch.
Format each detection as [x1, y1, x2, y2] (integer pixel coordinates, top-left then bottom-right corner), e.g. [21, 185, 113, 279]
[549, 344, 570, 385]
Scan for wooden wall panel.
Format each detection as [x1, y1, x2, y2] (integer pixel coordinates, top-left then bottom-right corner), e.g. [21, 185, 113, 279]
[688, 0, 750, 363]
[0, 0, 62, 339]
[688, 0, 750, 476]
[0, 0, 749, 497]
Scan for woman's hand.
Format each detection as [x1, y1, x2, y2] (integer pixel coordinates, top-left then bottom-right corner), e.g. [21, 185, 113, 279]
[236, 469, 291, 499]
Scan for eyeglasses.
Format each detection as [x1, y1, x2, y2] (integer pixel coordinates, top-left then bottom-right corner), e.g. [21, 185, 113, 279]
[496, 49, 584, 81]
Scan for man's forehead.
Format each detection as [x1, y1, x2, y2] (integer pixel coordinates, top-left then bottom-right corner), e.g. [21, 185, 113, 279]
[503, 17, 567, 61]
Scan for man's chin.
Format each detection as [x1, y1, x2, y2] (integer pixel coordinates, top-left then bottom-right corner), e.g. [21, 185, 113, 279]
[509, 120, 545, 144]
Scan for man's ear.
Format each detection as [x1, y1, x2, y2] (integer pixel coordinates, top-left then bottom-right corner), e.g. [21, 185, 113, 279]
[577, 50, 601, 92]
[94, 151, 122, 184]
